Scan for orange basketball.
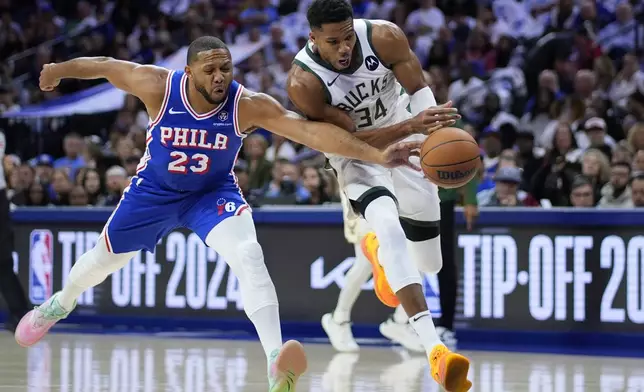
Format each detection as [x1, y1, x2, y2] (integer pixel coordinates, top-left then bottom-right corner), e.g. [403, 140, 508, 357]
[420, 127, 480, 189]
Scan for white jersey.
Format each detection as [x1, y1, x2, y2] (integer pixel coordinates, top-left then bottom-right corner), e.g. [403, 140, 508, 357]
[294, 19, 405, 132]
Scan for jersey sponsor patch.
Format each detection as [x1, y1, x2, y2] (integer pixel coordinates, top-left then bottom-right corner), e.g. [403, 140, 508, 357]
[365, 55, 379, 71]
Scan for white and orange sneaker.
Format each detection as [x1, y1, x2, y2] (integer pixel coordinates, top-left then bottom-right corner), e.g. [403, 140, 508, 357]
[360, 232, 400, 308]
[268, 340, 308, 392]
[429, 344, 472, 392]
[15, 292, 74, 348]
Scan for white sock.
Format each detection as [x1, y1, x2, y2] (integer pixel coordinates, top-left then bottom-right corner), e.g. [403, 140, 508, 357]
[57, 282, 85, 310]
[58, 238, 137, 310]
[248, 305, 283, 359]
[409, 310, 443, 355]
[333, 243, 372, 324]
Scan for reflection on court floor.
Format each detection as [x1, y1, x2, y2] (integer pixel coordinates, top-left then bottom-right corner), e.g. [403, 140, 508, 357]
[2, 333, 643, 391]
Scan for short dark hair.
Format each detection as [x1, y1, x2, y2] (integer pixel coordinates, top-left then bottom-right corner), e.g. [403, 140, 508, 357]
[571, 175, 592, 190]
[187, 36, 228, 65]
[631, 171, 644, 183]
[612, 161, 632, 172]
[307, 0, 353, 29]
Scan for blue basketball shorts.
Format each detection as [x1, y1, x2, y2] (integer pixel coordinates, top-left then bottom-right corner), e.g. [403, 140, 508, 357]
[101, 177, 250, 254]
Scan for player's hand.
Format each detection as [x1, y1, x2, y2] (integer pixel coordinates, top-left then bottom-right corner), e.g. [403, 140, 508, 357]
[463, 204, 479, 231]
[379, 140, 422, 170]
[409, 101, 461, 135]
[40, 63, 61, 92]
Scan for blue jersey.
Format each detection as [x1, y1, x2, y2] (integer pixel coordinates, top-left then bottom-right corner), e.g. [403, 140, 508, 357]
[137, 70, 246, 192]
[101, 70, 251, 254]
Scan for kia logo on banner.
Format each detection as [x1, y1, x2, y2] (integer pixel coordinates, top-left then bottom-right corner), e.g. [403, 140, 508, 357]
[310, 256, 373, 290]
[309, 256, 442, 317]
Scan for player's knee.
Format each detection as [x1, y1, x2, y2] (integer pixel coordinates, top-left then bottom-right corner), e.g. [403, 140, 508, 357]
[93, 238, 135, 269]
[410, 237, 443, 274]
[237, 240, 271, 287]
[401, 218, 442, 274]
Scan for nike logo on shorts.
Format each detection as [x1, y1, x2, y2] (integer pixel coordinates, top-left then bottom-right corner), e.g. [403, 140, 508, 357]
[169, 108, 186, 114]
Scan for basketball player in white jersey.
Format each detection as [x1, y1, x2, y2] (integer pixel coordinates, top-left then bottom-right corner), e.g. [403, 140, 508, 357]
[323, 150, 449, 354]
[286, 1, 472, 391]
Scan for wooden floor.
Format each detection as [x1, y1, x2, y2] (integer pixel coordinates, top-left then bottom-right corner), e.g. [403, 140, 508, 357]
[2, 332, 643, 391]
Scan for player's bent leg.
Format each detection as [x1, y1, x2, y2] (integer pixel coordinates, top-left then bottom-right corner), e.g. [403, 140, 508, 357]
[365, 196, 471, 391]
[362, 197, 442, 349]
[15, 240, 137, 347]
[323, 242, 371, 353]
[204, 211, 307, 390]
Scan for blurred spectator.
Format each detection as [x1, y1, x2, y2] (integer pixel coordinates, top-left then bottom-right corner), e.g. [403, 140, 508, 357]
[69, 185, 90, 207]
[81, 169, 105, 205]
[364, 0, 396, 20]
[32, 154, 54, 186]
[50, 168, 73, 206]
[54, 133, 85, 179]
[581, 148, 611, 201]
[478, 166, 539, 207]
[627, 123, 644, 152]
[245, 52, 266, 92]
[631, 174, 644, 207]
[569, 175, 596, 207]
[634, 150, 644, 173]
[531, 149, 580, 206]
[597, 2, 642, 56]
[581, 117, 614, 160]
[598, 161, 633, 208]
[300, 165, 332, 205]
[262, 158, 310, 204]
[609, 53, 643, 110]
[102, 165, 127, 206]
[239, 0, 279, 34]
[25, 182, 49, 207]
[406, 0, 445, 41]
[515, 130, 545, 185]
[265, 134, 296, 162]
[243, 134, 272, 191]
[234, 160, 251, 199]
[612, 142, 633, 164]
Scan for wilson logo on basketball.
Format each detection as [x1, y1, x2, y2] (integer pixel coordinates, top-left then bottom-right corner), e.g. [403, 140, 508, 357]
[436, 168, 476, 181]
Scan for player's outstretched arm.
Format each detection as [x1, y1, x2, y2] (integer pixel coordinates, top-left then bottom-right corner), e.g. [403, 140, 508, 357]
[239, 91, 422, 168]
[39, 57, 167, 117]
[370, 20, 438, 116]
[287, 65, 458, 149]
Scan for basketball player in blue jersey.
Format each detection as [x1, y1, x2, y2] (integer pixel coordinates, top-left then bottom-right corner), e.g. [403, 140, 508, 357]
[287, 1, 472, 391]
[13, 36, 452, 392]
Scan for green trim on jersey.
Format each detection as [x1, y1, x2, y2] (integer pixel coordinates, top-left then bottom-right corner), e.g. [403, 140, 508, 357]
[364, 20, 392, 69]
[305, 38, 364, 75]
[292, 59, 332, 104]
[401, 86, 411, 112]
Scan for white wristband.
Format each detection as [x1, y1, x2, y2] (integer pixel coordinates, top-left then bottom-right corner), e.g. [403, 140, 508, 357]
[409, 86, 437, 116]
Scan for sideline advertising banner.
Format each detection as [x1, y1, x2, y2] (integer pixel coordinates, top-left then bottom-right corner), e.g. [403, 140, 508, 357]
[5, 208, 644, 343]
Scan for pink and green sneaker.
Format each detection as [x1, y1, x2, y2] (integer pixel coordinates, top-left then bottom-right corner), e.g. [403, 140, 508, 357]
[15, 292, 75, 347]
[268, 340, 308, 392]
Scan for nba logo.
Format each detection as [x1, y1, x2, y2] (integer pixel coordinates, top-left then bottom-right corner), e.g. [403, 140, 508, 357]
[29, 230, 54, 305]
[423, 273, 442, 318]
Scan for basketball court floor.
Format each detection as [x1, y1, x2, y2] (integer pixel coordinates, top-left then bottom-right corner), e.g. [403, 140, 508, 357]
[1, 332, 643, 391]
